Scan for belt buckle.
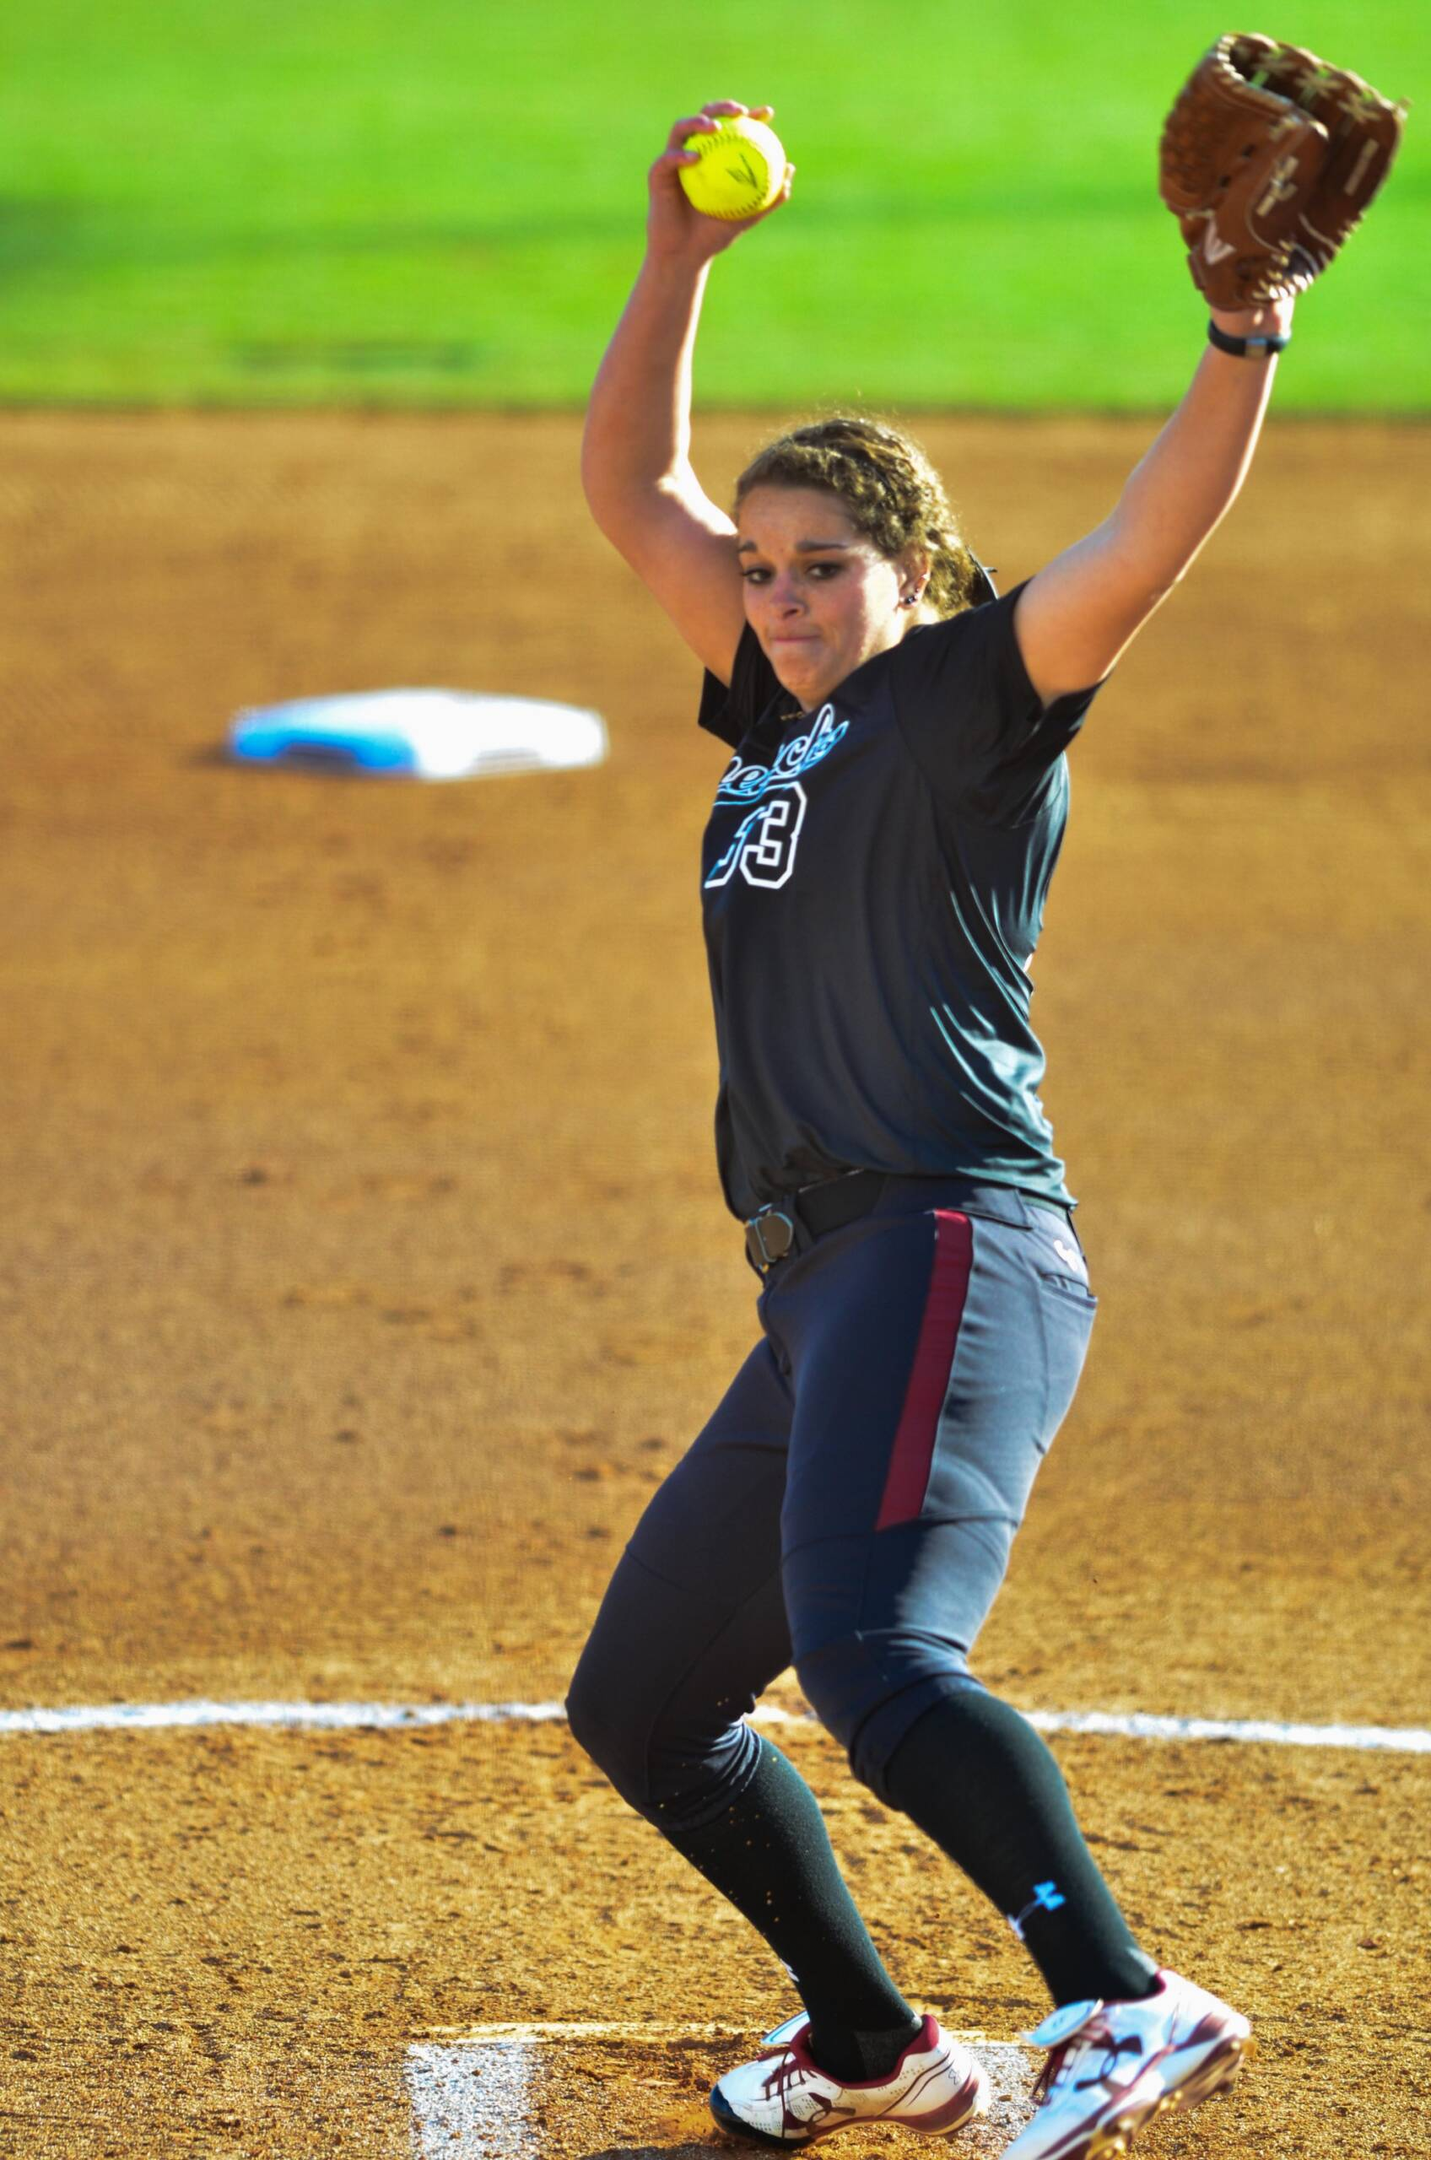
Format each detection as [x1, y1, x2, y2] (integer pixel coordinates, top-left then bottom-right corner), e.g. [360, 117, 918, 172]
[744, 1205, 795, 1273]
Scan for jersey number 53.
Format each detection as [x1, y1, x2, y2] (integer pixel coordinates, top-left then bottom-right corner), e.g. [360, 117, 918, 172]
[704, 783, 808, 892]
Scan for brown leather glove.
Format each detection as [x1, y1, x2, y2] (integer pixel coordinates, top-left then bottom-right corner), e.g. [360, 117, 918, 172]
[1159, 33, 1407, 310]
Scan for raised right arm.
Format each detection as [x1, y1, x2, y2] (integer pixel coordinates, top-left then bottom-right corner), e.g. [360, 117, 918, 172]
[580, 103, 793, 686]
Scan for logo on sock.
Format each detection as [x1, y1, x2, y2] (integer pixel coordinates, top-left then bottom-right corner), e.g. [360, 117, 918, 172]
[1008, 1880, 1067, 1941]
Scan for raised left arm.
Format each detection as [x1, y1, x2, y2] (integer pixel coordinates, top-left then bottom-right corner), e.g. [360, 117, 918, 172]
[1014, 296, 1293, 703]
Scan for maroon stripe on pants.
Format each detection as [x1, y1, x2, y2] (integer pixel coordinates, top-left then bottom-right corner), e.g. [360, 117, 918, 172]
[874, 1211, 974, 1531]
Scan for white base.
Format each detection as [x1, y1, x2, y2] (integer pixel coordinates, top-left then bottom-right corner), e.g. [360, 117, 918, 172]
[228, 688, 607, 781]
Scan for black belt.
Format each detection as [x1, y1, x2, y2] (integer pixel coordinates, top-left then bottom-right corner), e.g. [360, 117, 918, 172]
[743, 1170, 880, 1271]
[743, 1169, 1071, 1274]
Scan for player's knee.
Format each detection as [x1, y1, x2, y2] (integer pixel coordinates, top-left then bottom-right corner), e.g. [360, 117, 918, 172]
[566, 1653, 759, 1831]
[791, 1631, 881, 1760]
[793, 1627, 976, 1800]
[564, 1650, 642, 1803]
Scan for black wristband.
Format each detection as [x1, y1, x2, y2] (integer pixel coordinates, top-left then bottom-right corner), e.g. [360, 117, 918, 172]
[1208, 318, 1291, 359]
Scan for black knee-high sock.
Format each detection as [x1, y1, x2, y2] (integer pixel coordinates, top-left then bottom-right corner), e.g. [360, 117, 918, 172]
[883, 1689, 1159, 2007]
[662, 1735, 920, 2081]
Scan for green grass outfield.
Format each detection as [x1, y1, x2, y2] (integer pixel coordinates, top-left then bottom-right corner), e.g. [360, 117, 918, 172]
[1, 0, 1426, 412]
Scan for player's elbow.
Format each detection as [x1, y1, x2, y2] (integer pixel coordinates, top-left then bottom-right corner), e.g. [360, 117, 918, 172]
[580, 410, 635, 530]
[579, 436, 626, 539]
[581, 464, 661, 566]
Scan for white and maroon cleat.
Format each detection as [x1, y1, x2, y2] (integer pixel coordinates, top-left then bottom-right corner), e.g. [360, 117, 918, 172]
[1002, 1968, 1254, 2159]
[709, 2010, 990, 2146]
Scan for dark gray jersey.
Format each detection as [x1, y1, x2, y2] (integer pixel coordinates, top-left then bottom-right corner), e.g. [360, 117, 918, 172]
[696, 586, 1102, 1221]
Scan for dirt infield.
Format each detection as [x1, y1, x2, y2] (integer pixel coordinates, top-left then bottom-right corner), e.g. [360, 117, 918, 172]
[0, 410, 1427, 2158]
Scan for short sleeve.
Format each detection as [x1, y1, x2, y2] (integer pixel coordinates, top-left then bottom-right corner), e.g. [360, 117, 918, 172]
[697, 623, 788, 749]
[890, 584, 1103, 824]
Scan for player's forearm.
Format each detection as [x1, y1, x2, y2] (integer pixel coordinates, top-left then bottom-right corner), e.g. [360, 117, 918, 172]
[1103, 309, 1288, 593]
[581, 253, 711, 528]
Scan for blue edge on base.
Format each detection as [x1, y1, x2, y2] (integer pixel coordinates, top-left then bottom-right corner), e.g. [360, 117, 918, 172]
[231, 722, 415, 772]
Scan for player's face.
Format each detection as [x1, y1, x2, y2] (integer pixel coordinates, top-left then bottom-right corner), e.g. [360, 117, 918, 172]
[736, 486, 916, 710]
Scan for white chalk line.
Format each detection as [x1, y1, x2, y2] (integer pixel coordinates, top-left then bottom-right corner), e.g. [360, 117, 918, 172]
[1, 1696, 1428, 1751]
[405, 2021, 1037, 2158]
[419, 2016, 1022, 2047]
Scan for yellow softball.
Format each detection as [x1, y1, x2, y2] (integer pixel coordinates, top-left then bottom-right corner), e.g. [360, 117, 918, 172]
[679, 115, 787, 222]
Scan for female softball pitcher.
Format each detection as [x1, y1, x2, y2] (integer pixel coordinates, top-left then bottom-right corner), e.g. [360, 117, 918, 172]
[567, 46, 1400, 2160]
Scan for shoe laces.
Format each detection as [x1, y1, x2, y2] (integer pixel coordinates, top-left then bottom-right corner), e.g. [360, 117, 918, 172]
[763, 2047, 818, 2101]
[1032, 2017, 1145, 2107]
